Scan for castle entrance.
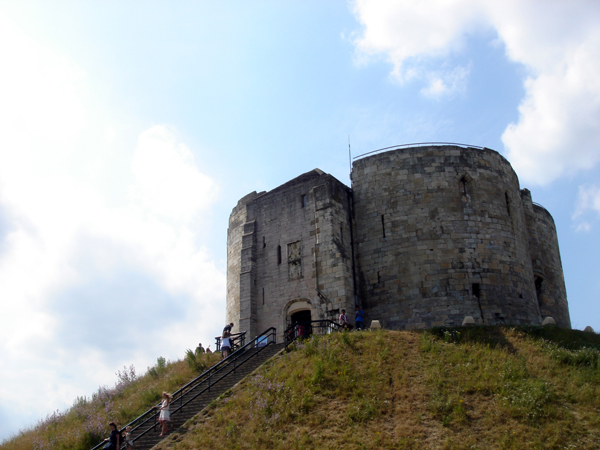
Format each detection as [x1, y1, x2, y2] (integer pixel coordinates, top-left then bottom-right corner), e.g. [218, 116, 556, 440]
[290, 309, 311, 324]
[290, 309, 312, 340]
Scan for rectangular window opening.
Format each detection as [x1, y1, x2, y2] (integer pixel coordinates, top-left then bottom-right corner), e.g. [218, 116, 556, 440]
[381, 215, 386, 238]
[301, 194, 307, 208]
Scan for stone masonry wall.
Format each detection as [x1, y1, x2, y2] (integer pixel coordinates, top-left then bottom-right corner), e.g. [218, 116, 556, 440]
[352, 145, 541, 329]
[227, 170, 355, 340]
[227, 144, 571, 335]
[226, 191, 262, 334]
[521, 189, 570, 327]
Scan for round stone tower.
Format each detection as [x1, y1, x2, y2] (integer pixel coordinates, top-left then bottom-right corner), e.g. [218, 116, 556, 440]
[226, 143, 571, 335]
[351, 145, 544, 328]
[520, 189, 570, 328]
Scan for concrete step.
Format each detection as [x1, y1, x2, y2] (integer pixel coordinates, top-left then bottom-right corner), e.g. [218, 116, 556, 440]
[110, 343, 284, 450]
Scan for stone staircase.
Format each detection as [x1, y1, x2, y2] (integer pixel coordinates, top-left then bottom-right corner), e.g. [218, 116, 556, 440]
[91, 330, 284, 450]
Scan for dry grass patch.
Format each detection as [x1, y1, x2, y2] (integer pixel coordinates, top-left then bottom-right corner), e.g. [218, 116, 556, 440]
[0, 352, 220, 450]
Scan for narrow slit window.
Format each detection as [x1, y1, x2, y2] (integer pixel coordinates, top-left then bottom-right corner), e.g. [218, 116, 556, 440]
[505, 192, 511, 217]
[277, 245, 282, 265]
[301, 194, 307, 208]
[472, 283, 480, 299]
[381, 215, 386, 238]
[263, 236, 266, 248]
[535, 276, 543, 307]
[460, 176, 468, 196]
[262, 287, 265, 305]
[340, 222, 344, 244]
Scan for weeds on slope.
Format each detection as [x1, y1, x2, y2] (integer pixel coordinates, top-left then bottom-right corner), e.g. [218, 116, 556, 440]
[420, 326, 600, 449]
[169, 330, 424, 450]
[1, 352, 220, 450]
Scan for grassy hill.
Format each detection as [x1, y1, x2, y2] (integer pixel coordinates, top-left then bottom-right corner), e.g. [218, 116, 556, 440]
[156, 326, 600, 450]
[3, 326, 600, 450]
[0, 351, 221, 450]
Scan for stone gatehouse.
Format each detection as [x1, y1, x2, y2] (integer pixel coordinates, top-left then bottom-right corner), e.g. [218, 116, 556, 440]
[226, 145, 570, 340]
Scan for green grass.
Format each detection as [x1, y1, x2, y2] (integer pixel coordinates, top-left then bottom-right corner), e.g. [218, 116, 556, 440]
[158, 327, 600, 450]
[4, 327, 600, 450]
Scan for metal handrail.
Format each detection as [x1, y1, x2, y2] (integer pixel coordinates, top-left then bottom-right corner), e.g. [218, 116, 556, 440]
[353, 142, 487, 161]
[214, 331, 246, 352]
[90, 327, 277, 450]
[284, 319, 341, 347]
[169, 328, 276, 415]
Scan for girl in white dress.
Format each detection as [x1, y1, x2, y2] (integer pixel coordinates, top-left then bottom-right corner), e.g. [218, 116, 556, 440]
[157, 392, 172, 436]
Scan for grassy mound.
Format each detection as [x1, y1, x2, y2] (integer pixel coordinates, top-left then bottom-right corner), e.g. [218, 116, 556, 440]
[3, 327, 600, 450]
[157, 327, 600, 450]
[0, 351, 220, 450]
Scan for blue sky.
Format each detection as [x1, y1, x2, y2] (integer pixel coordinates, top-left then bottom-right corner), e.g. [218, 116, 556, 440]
[1, 0, 599, 441]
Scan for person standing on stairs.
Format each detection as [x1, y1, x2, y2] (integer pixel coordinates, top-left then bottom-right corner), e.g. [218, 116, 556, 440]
[156, 392, 172, 436]
[102, 422, 120, 449]
[124, 426, 134, 449]
[221, 329, 232, 359]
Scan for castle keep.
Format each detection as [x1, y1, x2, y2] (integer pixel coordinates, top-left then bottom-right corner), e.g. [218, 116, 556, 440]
[226, 145, 570, 339]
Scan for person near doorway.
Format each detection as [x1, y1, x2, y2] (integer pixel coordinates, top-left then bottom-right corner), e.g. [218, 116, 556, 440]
[355, 306, 365, 330]
[339, 309, 353, 330]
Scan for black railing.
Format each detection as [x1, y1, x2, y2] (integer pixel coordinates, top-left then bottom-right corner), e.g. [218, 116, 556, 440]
[532, 201, 550, 212]
[353, 142, 487, 161]
[214, 331, 246, 352]
[91, 328, 276, 450]
[284, 320, 340, 347]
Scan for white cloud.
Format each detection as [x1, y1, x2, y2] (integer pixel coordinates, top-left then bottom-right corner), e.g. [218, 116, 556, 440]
[351, 0, 600, 184]
[573, 184, 600, 232]
[0, 13, 225, 439]
[130, 125, 218, 222]
[420, 65, 471, 98]
[351, 0, 482, 95]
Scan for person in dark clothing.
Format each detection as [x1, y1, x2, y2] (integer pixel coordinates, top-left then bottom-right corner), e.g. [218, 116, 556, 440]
[355, 305, 365, 330]
[103, 422, 120, 450]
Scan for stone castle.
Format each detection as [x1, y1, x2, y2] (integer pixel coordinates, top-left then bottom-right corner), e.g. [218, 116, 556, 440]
[226, 144, 570, 339]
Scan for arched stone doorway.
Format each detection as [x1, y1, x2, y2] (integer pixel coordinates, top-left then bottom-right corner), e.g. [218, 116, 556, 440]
[290, 309, 311, 324]
[284, 299, 313, 340]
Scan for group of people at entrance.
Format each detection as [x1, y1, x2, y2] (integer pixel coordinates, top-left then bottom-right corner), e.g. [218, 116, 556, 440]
[339, 306, 365, 330]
